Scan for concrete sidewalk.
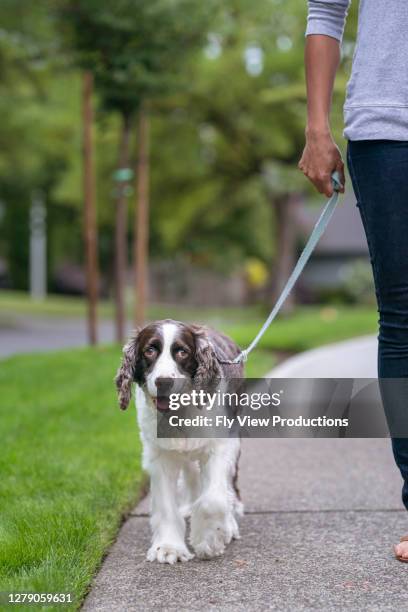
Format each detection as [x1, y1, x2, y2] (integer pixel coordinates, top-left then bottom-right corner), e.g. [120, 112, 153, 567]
[83, 336, 408, 612]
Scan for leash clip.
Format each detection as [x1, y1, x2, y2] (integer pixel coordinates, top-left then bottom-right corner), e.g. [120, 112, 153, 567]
[233, 350, 248, 365]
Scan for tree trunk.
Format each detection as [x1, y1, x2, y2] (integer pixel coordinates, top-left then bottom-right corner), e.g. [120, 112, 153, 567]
[114, 113, 132, 344]
[82, 71, 99, 345]
[269, 193, 299, 313]
[133, 103, 150, 327]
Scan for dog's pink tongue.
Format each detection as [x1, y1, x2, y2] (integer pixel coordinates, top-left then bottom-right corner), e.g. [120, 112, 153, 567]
[155, 397, 170, 412]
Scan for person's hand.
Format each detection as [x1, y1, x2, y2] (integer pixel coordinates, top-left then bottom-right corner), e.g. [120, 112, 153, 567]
[298, 129, 345, 197]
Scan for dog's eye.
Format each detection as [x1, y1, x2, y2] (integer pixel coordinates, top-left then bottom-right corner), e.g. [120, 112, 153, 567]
[175, 348, 188, 358]
[144, 346, 157, 358]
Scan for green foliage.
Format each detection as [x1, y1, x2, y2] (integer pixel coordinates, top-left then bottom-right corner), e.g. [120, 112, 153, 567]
[0, 0, 359, 288]
[148, 0, 358, 268]
[0, 2, 82, 287]
[1, 180, 30, 289]
[59, 0, 217, 116]
[342, 260, 376, 306]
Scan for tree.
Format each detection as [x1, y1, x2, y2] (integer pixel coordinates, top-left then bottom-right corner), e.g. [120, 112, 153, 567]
[0, 0, 359, 311]
[0, 1, 73, 291]
[61, 0, 217, 337]
[82, 70, 98, 344]
[145, 0, 358, 310]
[134, 103, 149, 326]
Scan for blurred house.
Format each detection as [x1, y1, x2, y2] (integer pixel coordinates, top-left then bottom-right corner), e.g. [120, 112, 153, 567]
[149, 260, 246, 307]
[296, 189, 369, 300]
[52, 260, 246, 307]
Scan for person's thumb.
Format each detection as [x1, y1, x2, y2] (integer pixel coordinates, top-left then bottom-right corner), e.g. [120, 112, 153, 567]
[336, 161, 346, 193]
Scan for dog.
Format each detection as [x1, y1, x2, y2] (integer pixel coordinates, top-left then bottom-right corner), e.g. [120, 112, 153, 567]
[115, 319, 244, 564]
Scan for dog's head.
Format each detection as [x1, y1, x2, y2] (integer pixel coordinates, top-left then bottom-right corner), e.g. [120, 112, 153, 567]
[115, 319, 223, 411]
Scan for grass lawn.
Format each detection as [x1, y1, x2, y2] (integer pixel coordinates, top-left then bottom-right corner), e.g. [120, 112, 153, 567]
[0, 344, 274, 611]
[0, 347, 142, 611]
[0, 290, 262, 323]
[226, 305, 378, 353]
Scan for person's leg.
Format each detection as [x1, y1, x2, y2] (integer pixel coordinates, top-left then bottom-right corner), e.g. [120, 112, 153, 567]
[391, 439, 408, 509]
[347, 140, 408, 559]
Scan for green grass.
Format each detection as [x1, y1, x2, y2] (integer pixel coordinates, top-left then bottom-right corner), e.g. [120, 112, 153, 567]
[0, 290, 263, 323]
[0, 343, 274, 611]
[0, 291, 101, 319]
[243, 350, 276, 376]
[0, 346, 143, 611]
[226, 305, 378, 353]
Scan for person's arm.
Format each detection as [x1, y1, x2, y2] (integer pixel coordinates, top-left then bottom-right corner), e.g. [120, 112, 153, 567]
[298, 1, 351, 196]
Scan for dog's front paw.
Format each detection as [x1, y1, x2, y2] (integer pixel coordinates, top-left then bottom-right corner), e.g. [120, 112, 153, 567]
[190, 498, 239, 559]
[147, 541, 194, 564]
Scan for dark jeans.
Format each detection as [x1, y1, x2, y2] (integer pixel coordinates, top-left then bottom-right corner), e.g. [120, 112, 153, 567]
[347, 140, 408, 510]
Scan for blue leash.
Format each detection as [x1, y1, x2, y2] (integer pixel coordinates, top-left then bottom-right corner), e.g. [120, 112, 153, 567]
[229, 172, 343, 365]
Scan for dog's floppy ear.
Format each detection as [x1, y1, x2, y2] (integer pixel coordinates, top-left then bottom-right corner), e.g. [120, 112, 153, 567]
[193, 326, 222, 388]
[115, 329, 140, 410]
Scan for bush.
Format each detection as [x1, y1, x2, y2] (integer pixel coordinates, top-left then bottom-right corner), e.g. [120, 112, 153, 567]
[341, 260, 376, 306]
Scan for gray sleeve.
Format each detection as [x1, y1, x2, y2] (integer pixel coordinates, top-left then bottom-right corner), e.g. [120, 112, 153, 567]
[306, 0, 351, 42]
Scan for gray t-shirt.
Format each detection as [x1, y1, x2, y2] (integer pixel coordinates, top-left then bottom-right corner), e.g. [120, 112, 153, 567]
[306, 0, 408, 141]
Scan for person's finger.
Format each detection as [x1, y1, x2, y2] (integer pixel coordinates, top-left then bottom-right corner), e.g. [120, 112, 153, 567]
[307, 174, 327, 195]
[298, 157, 306, 172]
[320, 173, 334, 197]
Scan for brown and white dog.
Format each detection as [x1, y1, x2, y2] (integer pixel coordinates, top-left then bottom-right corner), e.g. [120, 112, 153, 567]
[115, 319, 244, 564]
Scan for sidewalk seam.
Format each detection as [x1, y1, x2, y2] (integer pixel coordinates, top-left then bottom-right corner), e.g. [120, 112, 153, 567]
[129, 507, 405, 518]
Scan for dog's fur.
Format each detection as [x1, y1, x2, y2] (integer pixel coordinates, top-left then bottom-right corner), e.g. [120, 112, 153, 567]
[115, 319, 244, 564]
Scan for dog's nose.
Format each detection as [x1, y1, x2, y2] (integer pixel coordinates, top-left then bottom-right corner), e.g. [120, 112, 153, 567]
[155, 377, 175, 394]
